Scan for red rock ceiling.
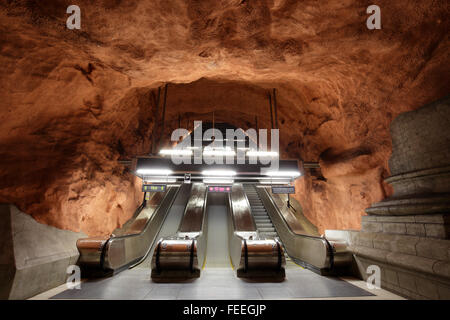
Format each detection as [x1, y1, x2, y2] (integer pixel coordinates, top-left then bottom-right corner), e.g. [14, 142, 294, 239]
[0, 1, 448, 235]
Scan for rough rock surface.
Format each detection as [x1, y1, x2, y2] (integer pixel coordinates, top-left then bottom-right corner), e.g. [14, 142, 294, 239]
[0, 1, 448, 235]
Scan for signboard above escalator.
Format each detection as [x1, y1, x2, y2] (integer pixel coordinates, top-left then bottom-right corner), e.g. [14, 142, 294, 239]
[207, 186, 232, 193]
[142, 184, 167, 192]
[271, 186, 295, 194]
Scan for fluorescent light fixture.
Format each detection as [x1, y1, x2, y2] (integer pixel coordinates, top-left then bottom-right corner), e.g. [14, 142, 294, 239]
[203, 149, 236, 156]
[186, 146, 200, 150]
[145, 178, 177, 183]
[265, 171, 301, 178]
[159, 149, 192, 156]
[246, 151, 279, 157]
[258, 180, 291, 185]
[136, 168, 173, 175]
[202, 170, 236, 176]
[203, 178, 234, 184]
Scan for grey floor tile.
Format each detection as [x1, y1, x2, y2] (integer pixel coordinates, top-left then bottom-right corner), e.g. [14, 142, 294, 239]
[51, 266, 372, 300]
[177, 286, 262, 300]
[143, 287, 181, 300]
[257, 287, 294, 299]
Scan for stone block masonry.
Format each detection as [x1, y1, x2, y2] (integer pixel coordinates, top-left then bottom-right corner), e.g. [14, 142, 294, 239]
[329, 97, 450, 300]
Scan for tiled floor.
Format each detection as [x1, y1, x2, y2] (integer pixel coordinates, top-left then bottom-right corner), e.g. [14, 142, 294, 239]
[31, 263, 403, 300]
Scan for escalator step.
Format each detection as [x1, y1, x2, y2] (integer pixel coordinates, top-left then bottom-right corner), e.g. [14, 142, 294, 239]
[252, 209, 267, 213]
[254, 220, 271, 224]
[255, 221, 272, 225]
[259, 234, 278, 239]
[258, 227, 276, 232]
[253, 213, 269, 217]
[256, 223, 274, 228]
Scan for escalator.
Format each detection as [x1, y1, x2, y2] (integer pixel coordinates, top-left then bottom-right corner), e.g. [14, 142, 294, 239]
[151, 183, 287, 281]
[76, 184, 185, 275]
[134, 183, 193, 269]
[243, 184, 291, 263]
[77, 180, 352, 281]
[248, 185, 353, 275]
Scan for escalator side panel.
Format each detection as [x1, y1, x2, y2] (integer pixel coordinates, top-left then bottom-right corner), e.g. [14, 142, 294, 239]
[229, 184, 257, 233]
[103, 186, 180, 271]
[178, 183, 207, 234]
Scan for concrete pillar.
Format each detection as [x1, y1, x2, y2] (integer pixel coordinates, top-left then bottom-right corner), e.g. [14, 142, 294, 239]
[0, 204, 86, 299]
[348, 97, 450, 299]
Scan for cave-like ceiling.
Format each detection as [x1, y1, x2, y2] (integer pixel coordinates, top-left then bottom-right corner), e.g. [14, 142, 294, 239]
[0, 0, 448, 235]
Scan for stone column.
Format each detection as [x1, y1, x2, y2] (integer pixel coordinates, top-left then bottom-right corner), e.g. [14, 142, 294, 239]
[350, 97, 450, 299]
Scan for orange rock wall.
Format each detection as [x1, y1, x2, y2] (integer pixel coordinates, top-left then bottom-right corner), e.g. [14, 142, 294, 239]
[0, 1, 448, 235]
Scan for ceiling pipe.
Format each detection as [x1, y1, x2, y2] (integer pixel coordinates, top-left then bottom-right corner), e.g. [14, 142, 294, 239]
[151, 86, 161, 155]
[158, 83, 168, 151]
[273, 88, 278, 129]
[268, 91, 274, 130]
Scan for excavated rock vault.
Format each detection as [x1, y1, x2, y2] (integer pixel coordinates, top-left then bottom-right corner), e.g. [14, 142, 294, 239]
[0, 1, 448, 236]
